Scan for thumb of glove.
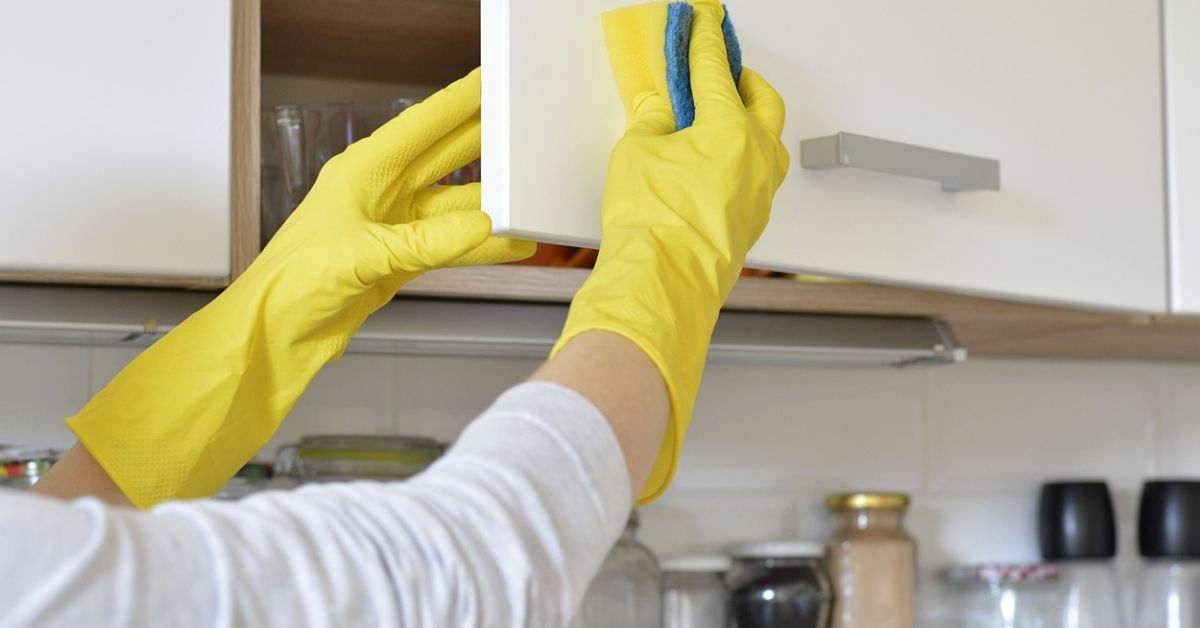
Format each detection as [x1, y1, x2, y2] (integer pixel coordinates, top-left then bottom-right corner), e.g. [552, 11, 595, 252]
[370, 211, 493, 280]
[627, 91, 676, 136]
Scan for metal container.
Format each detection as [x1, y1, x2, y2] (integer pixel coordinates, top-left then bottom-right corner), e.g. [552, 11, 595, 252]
[0, 448, 61, 489]
[275, 434, 445, 483]
[726, 541, 833, 628]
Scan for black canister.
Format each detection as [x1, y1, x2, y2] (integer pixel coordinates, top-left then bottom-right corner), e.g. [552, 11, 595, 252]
[1135, 480, 1200, 626]
[1139, 480, 1200, 558]
[1037, 481, 1124, 628]
[725, 541, 832, 628]
[1038, 481, 1117, 559]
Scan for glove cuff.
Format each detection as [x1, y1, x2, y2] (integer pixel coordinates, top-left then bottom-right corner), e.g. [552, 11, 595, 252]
[552, 243, 724, 503]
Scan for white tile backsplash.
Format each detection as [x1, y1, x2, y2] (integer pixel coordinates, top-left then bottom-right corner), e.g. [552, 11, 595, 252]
[0, 344, 91, 448]
[1151, 363, 1200, 475]
[925, 360, 1156, 493]
[261, 353, 398, 459]
[3, 340, 1198, 575]
[390, 354, 540, 441]
[639, 490, 804, 557]
[676, 363, 925, 493]
[89, 346, 142, 394]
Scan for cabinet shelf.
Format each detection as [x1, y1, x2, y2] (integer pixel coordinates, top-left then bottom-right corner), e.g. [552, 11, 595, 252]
[402, 266, 1200, 361]
[261, 0, 480, 85]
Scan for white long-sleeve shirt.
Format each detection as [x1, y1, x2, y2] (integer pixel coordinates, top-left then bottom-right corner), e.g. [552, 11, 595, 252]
[0, 382, 632, 628]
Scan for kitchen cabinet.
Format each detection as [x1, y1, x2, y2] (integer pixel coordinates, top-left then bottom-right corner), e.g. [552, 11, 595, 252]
[483, 0, 1167, 312]
[1166, 0, 1200, 314]
[4, 0, 1199, 361]
[0, 0, 258, 288]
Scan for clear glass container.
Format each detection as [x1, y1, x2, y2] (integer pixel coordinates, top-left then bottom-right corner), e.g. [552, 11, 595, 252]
[1135, 560, 1200, 627]
[259, 96, 478, 246]
[354, 97, 417, 139]
[826, 492, 917, 628]
[1057, 561, 1125, 628]
[0, 448, 61, 489]
[571, 511, 662, 628]
[260, 105, 305, 246]
[662, 555, 731, 628]
[275, 434, 445, 483]
[725, 541, 833, 628]
[937, 563, 1065, 628]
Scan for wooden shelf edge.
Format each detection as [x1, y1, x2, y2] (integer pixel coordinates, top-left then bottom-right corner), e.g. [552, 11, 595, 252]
[402, 266, 1128, 322]
[0, 270, 227, 291]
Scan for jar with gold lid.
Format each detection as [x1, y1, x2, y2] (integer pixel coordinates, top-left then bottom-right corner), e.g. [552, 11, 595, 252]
[825, 492, 916, 628]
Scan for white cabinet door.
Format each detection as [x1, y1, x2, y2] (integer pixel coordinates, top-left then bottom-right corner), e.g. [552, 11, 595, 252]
[1166, 0, 1200, 313]
[0, 0, 232, 278]
[483, 0, 1166, 312]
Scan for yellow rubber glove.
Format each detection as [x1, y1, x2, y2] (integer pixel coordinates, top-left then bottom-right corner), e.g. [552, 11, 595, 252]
[67, 69, 533, 508]
[553, 1, 790, 503]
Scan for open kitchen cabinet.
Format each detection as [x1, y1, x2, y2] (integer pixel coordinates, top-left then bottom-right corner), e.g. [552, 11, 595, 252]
[0, 0, 1198, 360]
[260, 0, 1198, 361]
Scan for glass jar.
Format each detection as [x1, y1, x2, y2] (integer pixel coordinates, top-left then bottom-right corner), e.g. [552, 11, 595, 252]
[725, 541, 833, 628]
[1057, 561, 1125, 628]
[662, 555, 732, 628]
[1136, 560, 1200, 627]
[571, 510, 662, 628]
[1037, 481, 1124, 628]
[0, 448, 61, 489]
[1135, 480, 1200, 627]
[275, 434, 445, 483]
[826, 492, 917, 628]
[937, 563, 1064, 628]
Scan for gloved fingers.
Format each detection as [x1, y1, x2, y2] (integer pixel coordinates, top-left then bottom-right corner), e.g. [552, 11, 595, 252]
[400, 114, 482, 192]
[409, 183, 481, 219]
[373, 211, 492, 276]
[364, 68, 482, 166]
[626, 91, 675, 136]
[445, 236, 538, 268]
[739, 67, 786, 138]
[688, 1, 744, 124]
[407, 183, 536, 265]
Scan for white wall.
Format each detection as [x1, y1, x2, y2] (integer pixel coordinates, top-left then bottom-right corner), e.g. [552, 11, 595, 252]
[2, 342, 1197, 585]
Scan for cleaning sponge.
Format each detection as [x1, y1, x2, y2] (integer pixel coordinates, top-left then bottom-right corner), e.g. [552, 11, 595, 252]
[603, 1, 743, 131]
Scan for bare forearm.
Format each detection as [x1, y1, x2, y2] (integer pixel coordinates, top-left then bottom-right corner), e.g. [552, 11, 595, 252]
[32, 443, 132, 507]
[529, 330, 669, 499]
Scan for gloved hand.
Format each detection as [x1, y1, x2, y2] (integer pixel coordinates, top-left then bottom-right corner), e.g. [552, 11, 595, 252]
[68, 69, 533, 508]
[552, 0, 789, 503]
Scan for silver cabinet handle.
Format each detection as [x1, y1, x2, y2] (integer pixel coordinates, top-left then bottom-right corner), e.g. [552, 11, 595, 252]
[800, 132, 1000, 192]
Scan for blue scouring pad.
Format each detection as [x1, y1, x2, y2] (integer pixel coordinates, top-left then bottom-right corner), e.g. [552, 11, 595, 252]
[665, 3, 744, 130]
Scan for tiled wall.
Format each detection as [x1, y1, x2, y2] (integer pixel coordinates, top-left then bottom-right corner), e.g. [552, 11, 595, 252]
[2, 343, 1197, 585]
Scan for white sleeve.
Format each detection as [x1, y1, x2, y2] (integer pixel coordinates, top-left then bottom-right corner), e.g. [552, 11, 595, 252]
[0, 382, 632, 628]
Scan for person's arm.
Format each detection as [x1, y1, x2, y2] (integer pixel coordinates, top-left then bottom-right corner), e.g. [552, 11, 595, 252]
[32, 69, 533, 508]
[34, 329, 666, 509]
[32, 443, 131, 506]
[530, 331, 668, 496]
[2, 376, 635, 627]
[7, 3, 786, 626]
